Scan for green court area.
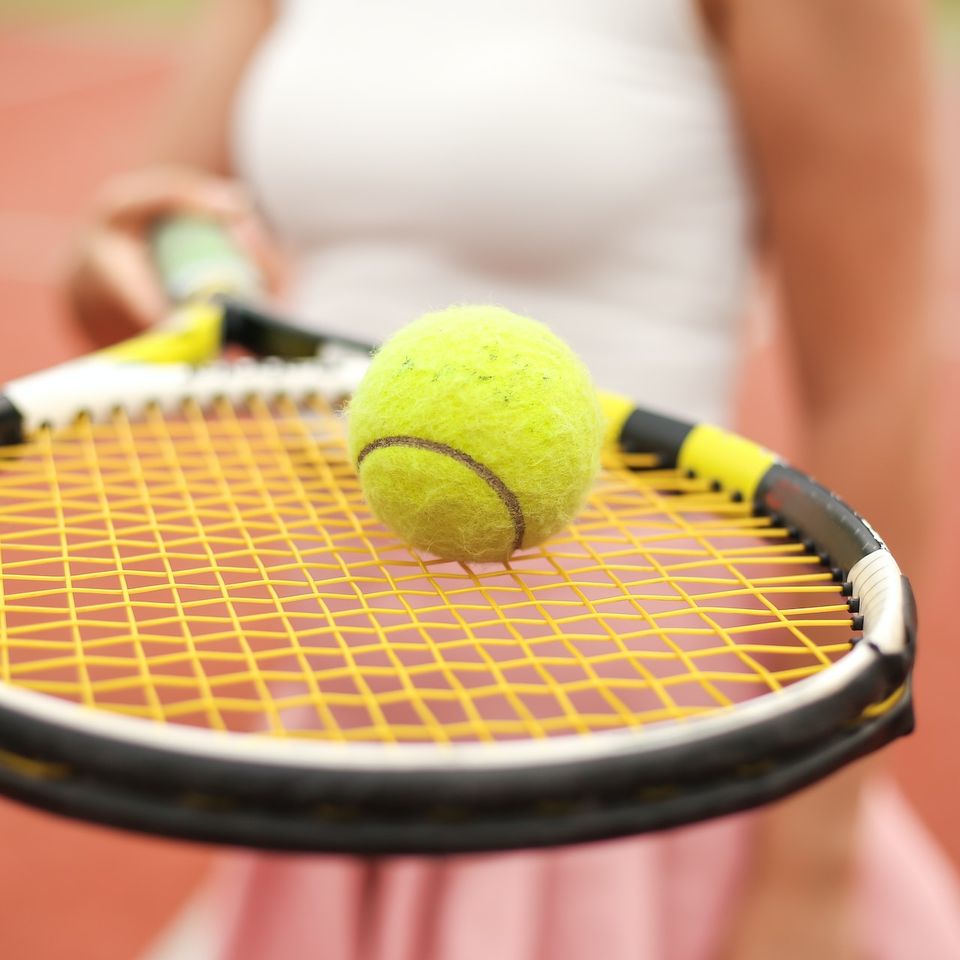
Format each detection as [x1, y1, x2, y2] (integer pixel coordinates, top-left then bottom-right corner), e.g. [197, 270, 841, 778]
[1, 0, 959, 41]
[940, 0, 960, 52]
[0, 0, 202, 27]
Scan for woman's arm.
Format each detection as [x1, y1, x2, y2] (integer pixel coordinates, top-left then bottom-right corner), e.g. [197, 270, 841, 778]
[66, 0, 277, 344]
[704, 0, 936, 956]
[714, 0, 935, 556]
[150, 0, 276, 171]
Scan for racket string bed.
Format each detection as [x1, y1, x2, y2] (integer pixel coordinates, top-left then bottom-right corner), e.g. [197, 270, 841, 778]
[0, 394, 855, 745]
[0, 229, 914, 851]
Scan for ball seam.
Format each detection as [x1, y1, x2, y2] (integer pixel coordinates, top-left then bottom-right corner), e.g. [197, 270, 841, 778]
[356, 436, 525, 552]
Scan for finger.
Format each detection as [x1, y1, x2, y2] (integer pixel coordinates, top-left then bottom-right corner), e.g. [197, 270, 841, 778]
[96, 166, 254, 230]
[85, 231, 169, 331]
[228, 214, 290, 296]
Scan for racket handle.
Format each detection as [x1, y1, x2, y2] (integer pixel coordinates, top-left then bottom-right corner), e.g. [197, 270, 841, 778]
[150, 215, 262, 304]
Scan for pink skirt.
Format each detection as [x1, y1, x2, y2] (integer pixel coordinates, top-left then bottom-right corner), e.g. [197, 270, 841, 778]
[166, 778, 960, 960]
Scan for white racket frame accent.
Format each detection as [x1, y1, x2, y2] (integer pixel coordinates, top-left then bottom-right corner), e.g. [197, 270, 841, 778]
[5, 356, 369, 433]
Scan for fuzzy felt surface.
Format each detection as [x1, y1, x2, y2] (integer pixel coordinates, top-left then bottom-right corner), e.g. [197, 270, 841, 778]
[347, 305, 602, 562]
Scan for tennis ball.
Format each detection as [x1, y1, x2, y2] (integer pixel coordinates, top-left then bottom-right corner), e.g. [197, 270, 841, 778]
[347, 305, 602, 563]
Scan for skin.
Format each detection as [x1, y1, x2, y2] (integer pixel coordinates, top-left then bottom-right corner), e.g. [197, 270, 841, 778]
[703, 1, 935, 957]
[65, 0, 937, 956]
[66, 0, 277, 341]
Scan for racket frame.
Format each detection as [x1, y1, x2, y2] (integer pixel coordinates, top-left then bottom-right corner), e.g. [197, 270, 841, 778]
[0, 299, 917, 853]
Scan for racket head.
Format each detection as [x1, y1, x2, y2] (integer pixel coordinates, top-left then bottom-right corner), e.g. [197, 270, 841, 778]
[0, 307, 916, 852]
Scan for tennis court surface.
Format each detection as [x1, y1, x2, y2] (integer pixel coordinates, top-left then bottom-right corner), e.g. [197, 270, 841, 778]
[0, 12, 958, 960]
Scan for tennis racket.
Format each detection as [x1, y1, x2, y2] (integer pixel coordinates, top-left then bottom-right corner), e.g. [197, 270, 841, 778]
[0, 217, 915, 854]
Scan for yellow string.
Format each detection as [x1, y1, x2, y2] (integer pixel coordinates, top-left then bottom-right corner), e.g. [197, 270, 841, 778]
[0, 396, 856, 742]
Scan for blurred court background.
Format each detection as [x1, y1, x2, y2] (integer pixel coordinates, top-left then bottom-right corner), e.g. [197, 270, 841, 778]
[0, 2, 957, 958]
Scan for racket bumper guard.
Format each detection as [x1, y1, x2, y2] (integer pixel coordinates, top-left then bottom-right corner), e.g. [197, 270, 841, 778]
[847, 550, 913, 677]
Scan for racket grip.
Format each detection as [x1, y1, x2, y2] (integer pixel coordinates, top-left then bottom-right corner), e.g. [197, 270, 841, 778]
[150, 215, 262, 304]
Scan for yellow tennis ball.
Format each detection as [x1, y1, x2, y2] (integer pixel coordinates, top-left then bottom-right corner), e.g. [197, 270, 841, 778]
[347, 305, 602, 563]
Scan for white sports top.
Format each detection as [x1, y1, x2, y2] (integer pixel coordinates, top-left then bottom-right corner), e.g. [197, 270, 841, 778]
[232, 0, 753, 425]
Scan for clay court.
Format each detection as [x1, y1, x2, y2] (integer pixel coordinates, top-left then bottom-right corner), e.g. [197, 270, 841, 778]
[0, 5, 958, 957]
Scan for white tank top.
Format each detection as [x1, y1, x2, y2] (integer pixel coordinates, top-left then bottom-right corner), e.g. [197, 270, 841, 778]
[232, 0, 753, 425]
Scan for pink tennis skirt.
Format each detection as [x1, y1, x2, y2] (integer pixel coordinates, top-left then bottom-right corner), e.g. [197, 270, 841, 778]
[171, 778, 960, 960]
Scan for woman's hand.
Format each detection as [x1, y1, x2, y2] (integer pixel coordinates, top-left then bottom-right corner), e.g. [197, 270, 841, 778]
[65, 165, 279, 347]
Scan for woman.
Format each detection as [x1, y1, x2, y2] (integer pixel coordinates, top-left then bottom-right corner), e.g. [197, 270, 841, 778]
[68, 1, 957, 958]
